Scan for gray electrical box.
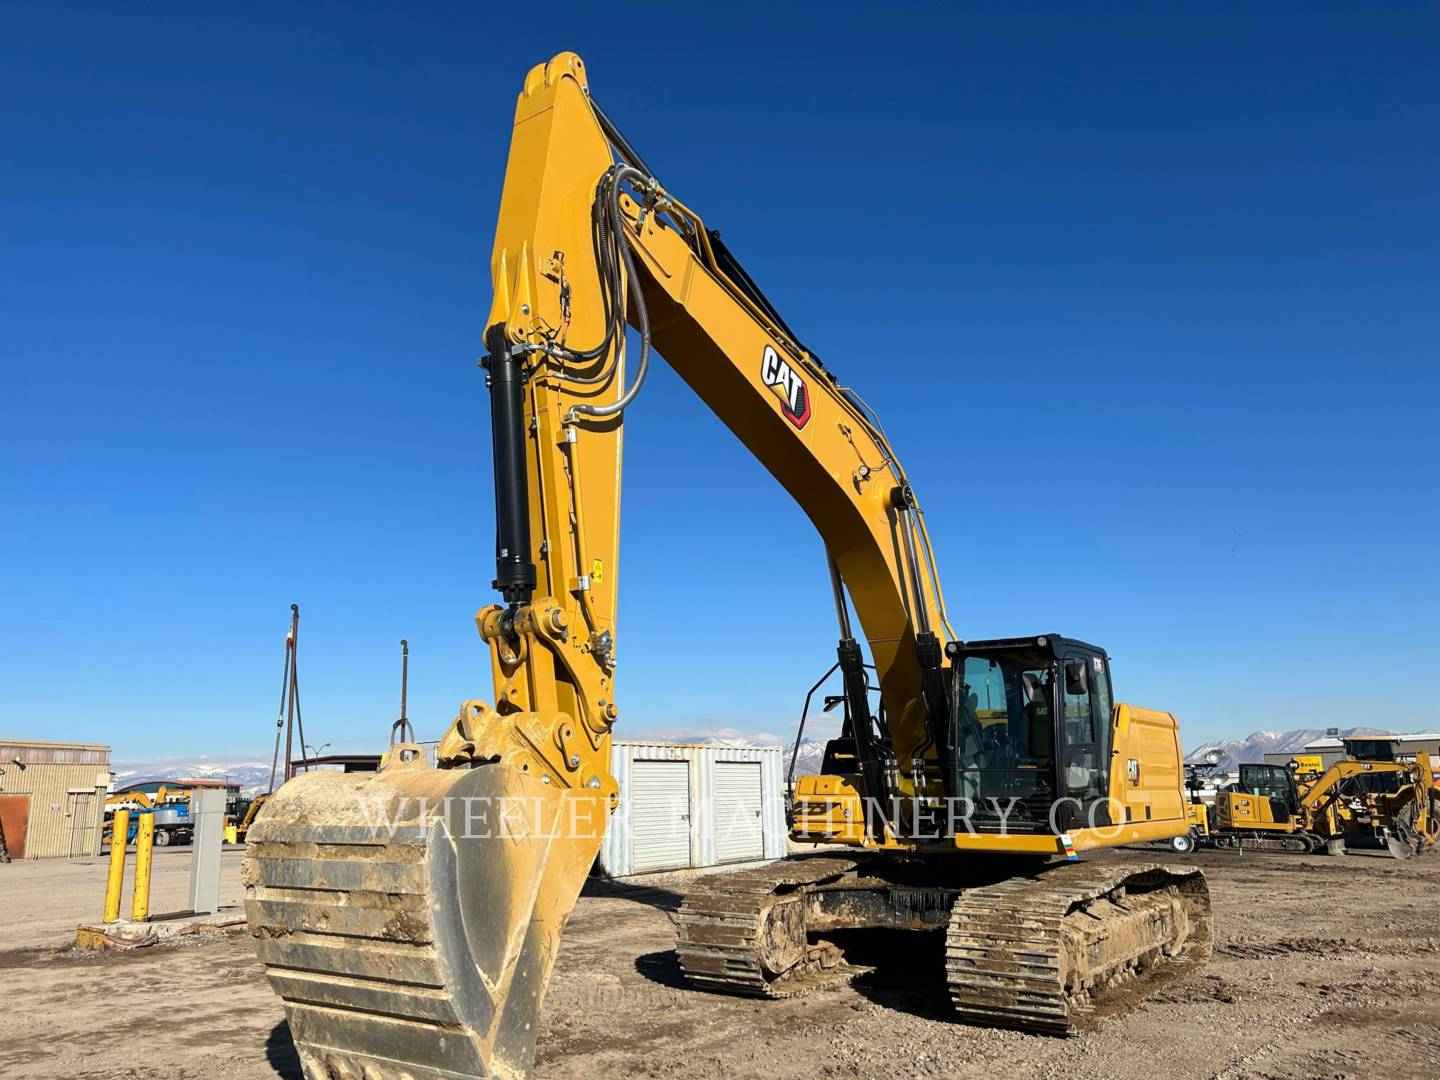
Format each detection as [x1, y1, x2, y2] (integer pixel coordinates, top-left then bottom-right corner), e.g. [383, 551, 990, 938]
[187, 788, 225, 914]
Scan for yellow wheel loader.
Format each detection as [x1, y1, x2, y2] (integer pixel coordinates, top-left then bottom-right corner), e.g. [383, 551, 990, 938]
[243, 53, 1212, 1079]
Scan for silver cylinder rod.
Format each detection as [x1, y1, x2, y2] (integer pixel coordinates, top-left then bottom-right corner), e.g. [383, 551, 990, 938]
[827, 555, 853, 641]
[898, 506, 932, 638]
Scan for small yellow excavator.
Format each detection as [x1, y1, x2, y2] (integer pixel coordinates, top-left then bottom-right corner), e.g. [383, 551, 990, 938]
[1185, 754, 1438, 857]
[243, 53, 1212, 1079]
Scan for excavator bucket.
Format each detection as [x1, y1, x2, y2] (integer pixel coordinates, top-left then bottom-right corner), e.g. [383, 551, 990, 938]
[1384, 831, 1415, 861]
[1384, 790, 1438, 860]
[243, 750, 606, 1080]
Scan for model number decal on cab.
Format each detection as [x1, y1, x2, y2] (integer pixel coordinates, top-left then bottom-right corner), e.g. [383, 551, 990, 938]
[760, 345, 812, 429]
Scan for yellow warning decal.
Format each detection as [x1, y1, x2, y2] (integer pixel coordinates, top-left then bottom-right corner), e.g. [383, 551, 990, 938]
[591, 558, 604, 584]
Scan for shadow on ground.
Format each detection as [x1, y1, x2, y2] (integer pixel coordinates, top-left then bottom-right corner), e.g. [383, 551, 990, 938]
[582, 876, 685, 912]
[824, 928, 954, 1020]
[629, 926, 955, 1020]
[633, 948, 690, 989]
[266, 1021, 301, 1080]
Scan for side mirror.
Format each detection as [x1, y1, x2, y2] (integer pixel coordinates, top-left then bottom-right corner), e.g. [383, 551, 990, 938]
[1065, 661, 1090, 696]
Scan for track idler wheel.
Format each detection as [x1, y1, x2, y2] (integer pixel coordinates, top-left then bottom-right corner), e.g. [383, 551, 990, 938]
[244, 749, 606, 1079]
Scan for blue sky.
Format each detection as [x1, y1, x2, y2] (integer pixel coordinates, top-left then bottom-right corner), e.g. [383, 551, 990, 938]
[3, 4, 1436, 763]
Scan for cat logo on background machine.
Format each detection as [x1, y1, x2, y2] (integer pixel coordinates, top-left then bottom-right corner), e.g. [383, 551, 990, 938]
[760, 344, 811, 429]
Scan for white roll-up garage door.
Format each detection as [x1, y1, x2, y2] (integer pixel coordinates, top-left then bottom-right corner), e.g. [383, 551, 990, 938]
[714, 761, 764, 863]
[630, 759, 691, 872]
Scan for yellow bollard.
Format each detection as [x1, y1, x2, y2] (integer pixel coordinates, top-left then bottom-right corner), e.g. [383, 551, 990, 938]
[131, 813, 154, 921]
[103, 808, 130, 923]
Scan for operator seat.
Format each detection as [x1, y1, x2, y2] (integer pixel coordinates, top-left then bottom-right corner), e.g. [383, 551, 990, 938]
[1023, 672, 1054, 764]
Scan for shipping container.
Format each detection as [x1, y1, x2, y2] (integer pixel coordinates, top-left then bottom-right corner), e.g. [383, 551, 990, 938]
[0, 740, 111, 859]
[598, 741, 786, 877]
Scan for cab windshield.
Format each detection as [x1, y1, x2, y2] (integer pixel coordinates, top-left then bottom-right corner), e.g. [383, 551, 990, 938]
[954, 648, 1112, 831]
[953, 650, 1057, 828]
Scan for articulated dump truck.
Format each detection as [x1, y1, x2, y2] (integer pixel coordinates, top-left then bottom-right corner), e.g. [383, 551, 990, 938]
[243, 52, 1213, 1080]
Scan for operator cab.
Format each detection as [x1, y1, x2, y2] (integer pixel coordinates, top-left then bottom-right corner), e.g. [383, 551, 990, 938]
[1233, 763, 1301, 824]
[1345, 736, 1400, 762]
[947, 635, 1114, 833]
[1340, 737, 1411, 794]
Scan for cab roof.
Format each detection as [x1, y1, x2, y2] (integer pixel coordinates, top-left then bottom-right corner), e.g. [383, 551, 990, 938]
[955, 635, 1108, 659]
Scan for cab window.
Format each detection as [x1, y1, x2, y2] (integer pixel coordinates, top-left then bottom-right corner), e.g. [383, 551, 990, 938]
[1239, 764, 1296, 806]
[1060, 655, 1111, 801]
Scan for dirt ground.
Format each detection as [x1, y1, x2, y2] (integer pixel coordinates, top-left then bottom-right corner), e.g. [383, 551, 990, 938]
[0, 844, 247, 952]
[2, 845, 1437, 1080]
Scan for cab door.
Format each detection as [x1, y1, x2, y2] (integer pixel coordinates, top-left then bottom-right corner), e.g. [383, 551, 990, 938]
[1057, 650, 1113, 824]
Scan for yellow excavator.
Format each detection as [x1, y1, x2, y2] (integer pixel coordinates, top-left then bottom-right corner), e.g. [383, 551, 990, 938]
[243, 53, 1212, 1079]
[1190, 754, 1439, 857]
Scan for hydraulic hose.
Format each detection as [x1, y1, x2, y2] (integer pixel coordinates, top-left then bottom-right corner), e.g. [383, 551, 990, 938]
[546, 167, 625, 375]
[567, 165, 651, 421]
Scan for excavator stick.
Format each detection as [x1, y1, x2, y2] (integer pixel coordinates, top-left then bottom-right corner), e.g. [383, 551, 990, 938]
[245, 54, 626, 1080]
[244, 750, 605, 1080]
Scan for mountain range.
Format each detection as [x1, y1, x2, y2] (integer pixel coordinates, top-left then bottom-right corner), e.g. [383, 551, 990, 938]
[1183, 727, 1396, 774]
[773, 728, 1406, 779]
[111, 756, 283, 795]
[112, 738, 830, 795]
[112, 727, 1403, 794]
[695, 735, 829, 778]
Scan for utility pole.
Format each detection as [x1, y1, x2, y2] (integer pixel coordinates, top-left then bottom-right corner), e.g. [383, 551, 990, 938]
[392, 639, 415, 745]
[283, 604, 300, 781]
[267, 604, 305, 791]
[267, 606, 297, 794]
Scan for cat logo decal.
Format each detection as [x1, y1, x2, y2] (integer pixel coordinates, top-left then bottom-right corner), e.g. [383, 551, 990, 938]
[760, 345, 811, 429]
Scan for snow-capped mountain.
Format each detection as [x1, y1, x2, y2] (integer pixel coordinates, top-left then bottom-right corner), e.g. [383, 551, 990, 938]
[115, 726, 1402, 796]
[110, 757, 280, 795]
[113, 733, 832, 795]
[779, 737, 828, 777]
[694, 736, 780, 749]
[690, 735, 829, 777]
[1184, 726, 1396, 775]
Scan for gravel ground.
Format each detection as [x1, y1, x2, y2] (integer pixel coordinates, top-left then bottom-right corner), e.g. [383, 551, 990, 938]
[1, 845, 1437, 1079]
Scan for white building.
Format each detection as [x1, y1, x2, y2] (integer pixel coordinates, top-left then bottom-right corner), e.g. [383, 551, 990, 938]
[598, 741, 787, 877]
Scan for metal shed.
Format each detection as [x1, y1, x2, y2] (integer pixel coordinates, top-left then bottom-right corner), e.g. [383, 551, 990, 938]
[0, 740, 111, 859]
[598, 741, 786, 877]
